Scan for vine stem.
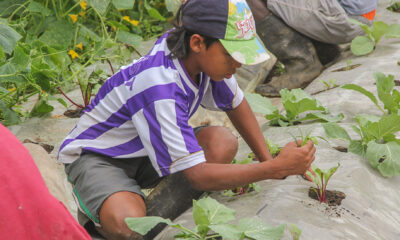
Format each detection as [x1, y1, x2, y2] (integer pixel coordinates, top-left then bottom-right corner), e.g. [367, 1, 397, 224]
[56, 87, 84, 109]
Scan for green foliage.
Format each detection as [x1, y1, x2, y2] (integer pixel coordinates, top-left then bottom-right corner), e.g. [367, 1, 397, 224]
[342, 72, 400, 115]
[225, 154, 260, 196]
[349, 19, 400, 56]
[288, 128, 324, 147]
[319, 78, 338, 90]
[387, 2, 400, 12]
[125, 197, 287, 240]
[245, 90, 343, 127]
[322, 114, 400, 177]
[306, 163, 340, 203]
[0, 0, 171, 125]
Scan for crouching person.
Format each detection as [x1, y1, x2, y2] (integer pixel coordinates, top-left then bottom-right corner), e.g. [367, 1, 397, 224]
[58, 0, 316, 239]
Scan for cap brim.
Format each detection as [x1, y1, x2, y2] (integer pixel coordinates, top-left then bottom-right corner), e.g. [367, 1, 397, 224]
[220, 36, 270, 65]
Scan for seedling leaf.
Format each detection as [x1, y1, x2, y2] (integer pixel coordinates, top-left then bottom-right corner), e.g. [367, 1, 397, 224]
[322, 122, 351, 141]
[348, 140, 365, 156]
[237, 218, 286, 240]
[280, 88, 325, 120]
[375, 72, 398, 114]
[366, 141, 400, 177]
[350, 36, 374, 56]
[386, 24, 400, 38]
[125, 216, 174, 235]
[193, 197, 236, 225]
[210, 224, 243, 240]
[244, 92, 279, 116]
[288, 224, 302, 240]
[371, 21, 389, 44]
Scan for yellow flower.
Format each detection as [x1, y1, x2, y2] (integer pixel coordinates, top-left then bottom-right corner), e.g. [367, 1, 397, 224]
[80, 0, 87, 10]
[8, 87, 16, 92]
[123, 16, 139, 26]
[68, 50, 79, 59]
[76, 42, 83, 50]
[69, 14, 78, 23]
[79, 11, 86, 17]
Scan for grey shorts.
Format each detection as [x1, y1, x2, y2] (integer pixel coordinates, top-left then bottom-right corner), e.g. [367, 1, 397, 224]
[65, 153, 162, 225]
[267, 0, 372, 44]
[65, 126, 207, 225]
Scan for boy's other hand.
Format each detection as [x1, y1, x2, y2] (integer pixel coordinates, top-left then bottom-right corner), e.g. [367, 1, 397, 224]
[271, 141, 316, 179]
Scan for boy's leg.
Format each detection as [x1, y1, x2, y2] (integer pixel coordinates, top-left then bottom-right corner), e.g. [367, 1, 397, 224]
[144, 126, 238, 239]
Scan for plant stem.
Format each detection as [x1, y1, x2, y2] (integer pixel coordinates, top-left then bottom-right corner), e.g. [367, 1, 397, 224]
[205, 234, 221, 239]
[56, 87, 84, 108]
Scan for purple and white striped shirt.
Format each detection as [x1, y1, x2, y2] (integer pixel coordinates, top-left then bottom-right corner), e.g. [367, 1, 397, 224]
[58, 32, 244, 177]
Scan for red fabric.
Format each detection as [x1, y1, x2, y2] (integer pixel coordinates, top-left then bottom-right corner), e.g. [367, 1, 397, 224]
[362, 9, 376, 21]
[0, 124, 91, 240]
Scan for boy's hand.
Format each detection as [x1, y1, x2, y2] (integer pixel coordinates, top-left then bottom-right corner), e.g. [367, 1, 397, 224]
[271, 141, 316, 179]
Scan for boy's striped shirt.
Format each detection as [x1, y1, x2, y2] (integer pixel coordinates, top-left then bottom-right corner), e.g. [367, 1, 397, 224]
[58, 32, 244, 177]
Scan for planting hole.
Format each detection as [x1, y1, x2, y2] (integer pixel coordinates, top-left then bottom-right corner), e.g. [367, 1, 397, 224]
[308, 187, 346, 206]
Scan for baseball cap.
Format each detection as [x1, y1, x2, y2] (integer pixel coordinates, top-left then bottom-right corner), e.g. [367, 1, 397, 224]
[181, 0, 269, 65]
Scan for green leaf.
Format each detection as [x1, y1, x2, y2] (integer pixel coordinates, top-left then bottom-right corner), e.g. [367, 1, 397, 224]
[237, 218, 286, 240]
[30, 98, 54, 117]
[143, 0, 166, 21]
[166, 0, 182, 13]
[322, 122, 351, 141]
[244, 92, 278, 116]
[322, 163, 340, 185]
[210, 224, 243, 240]
[39, 20, 74, 48]
[0, 45, 5, 61]
[116, 30, 142, 47]
[27, 1, 52, 16]
[87, 0, 111, 15]
[0, 100, 21, 126]
[112, 0, 135, 10]
[79, 24, 101, 42]
[125, 216, 174, 235]
[0, 20, 22, 54]
[288, 224, 302, 240]
[300, 112, 344, 123]
[350, 36, 374, 56]
[348, 140, 366, 156]
[371, 21, 389, 44]
[366, 114, 400, 141]
[385, 23, 400, 38]
[280, 88, 325, 121]
[193, 197, 236, 225]
[366, 141, 400, 177]
[10, 45, 29, 72]
[57, 98, 68, 109]
[375, 72, 398, 114]
[341, 84, 381, 111]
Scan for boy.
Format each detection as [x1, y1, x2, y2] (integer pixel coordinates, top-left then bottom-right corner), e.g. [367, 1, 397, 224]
[58, 0, 315, 239]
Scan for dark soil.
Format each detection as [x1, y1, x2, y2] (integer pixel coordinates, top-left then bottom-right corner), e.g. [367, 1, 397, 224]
[308, 187, 346, 206]
[64, 108, 83, 118]
[333, 146, 348, 152]
[332, 64, 361, 72]
[23, 139, 54, 153]
[387, 4, 400, 13]
[395, 80, 400, 86]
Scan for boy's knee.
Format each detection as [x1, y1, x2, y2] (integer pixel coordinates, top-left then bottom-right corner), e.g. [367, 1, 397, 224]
[196, 126, 238, 164]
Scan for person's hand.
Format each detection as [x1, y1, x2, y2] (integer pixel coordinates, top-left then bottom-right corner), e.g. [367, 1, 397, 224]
[271, 140, 316, 179]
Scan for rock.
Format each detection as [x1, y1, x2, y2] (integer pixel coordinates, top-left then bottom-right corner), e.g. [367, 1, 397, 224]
[23, 143, 71, 213]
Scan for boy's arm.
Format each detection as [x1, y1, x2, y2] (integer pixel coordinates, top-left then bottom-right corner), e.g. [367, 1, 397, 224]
[226, 98, 273, 162]
[183, 141, 315, 191]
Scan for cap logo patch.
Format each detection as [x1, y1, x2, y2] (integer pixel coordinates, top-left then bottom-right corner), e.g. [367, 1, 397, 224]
[235, 16, 255, 39]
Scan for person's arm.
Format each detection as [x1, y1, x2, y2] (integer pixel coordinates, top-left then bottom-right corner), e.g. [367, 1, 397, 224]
[183, 140, 315, 191]
[226, 98, 274, 162]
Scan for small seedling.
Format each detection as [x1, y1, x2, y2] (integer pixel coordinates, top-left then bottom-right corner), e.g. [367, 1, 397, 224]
[274, 61, 286, 76]
[306, 163, 340, 203]
[288, 128, 324, 147]
[387, 1, 400, 12]
[225, 154, 260, 196]
[319, 78, 338, 90]
[125, 197, 287, 240]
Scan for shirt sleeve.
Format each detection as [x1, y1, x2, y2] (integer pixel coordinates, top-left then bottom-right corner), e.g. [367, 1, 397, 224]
[131, 98, 206, 177]
[200, 75, 244, 111]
